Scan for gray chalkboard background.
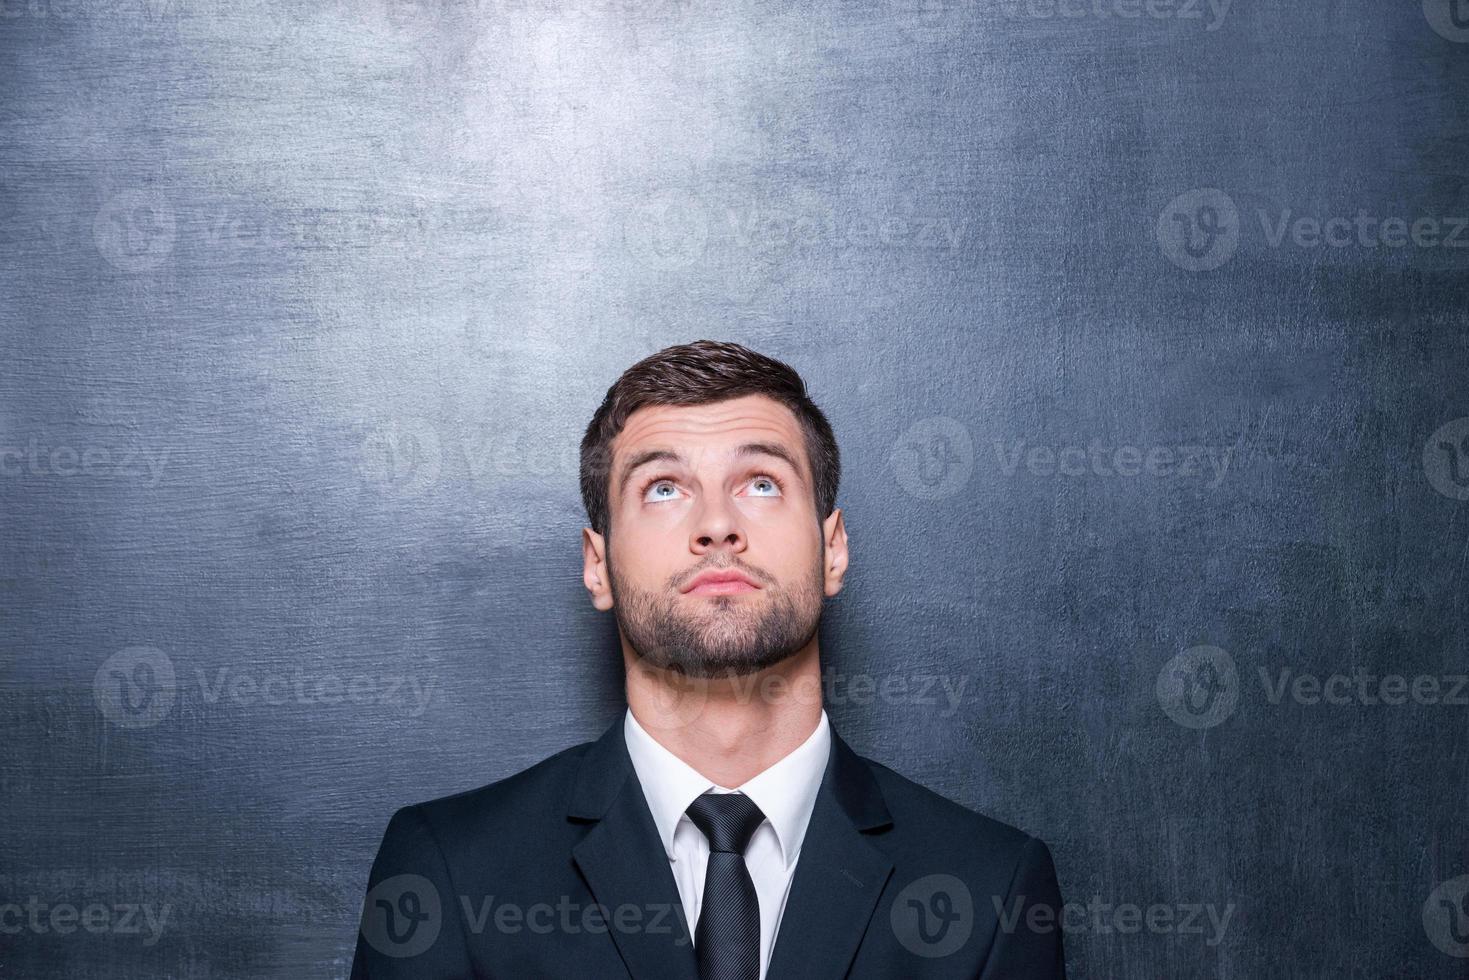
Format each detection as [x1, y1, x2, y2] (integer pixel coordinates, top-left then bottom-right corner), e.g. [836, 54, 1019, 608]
[3, 1, 1467, 977]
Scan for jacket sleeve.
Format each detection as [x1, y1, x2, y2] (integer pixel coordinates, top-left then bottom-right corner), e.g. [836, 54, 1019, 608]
[349, 804, 476, 980]
[978, 835, 1067, 980]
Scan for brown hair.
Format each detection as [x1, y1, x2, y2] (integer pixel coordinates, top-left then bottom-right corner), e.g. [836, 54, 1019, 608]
[579, 340, 840, 537]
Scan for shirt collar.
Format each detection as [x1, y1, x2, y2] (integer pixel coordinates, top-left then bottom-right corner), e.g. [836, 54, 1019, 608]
[623, 707, 831, 870]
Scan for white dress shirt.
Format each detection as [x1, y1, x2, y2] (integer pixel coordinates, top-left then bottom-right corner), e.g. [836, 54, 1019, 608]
[623, 707, 831, 980]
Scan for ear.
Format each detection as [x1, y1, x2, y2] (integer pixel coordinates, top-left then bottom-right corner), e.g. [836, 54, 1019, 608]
[582, 527, 615, 611]
[821, 508, 849, 597]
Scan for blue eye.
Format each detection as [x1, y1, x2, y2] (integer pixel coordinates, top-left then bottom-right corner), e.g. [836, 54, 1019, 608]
[644, 479, 680, 502]
[748, 475, 783, 497]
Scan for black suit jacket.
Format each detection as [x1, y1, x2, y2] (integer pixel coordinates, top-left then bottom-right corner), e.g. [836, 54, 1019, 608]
[350, 718, 1067, 979]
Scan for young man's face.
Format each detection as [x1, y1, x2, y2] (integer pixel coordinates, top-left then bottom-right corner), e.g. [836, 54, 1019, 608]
[582, 393, 848, 680]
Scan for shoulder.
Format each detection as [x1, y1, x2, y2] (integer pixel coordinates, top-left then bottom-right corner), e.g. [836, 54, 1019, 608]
[849, 757, 1069, 975]
[856, 753, 1058, 886]
[865, 754, 1032, 843]
[383, 737, 596, 846]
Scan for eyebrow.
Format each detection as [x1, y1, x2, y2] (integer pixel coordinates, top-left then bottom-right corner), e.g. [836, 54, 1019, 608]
[615, 442, 804, 501]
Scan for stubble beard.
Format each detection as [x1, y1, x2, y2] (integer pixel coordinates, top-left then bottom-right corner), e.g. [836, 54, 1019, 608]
[608, 550, 825, 681]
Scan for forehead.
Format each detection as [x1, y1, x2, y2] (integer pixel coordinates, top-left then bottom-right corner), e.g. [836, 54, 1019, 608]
[612, 394, 806, 468]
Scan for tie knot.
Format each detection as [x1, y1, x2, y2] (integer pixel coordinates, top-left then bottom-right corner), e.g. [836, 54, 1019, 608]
[685, 792, 766, 854]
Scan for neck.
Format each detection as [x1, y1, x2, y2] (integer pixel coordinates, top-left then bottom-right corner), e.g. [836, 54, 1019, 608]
[624, 638, 824, 788]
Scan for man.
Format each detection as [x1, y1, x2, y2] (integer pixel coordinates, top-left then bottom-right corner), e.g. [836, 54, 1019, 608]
[350, 340, 1067, 979]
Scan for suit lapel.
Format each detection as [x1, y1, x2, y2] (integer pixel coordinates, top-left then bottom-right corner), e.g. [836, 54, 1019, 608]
[567, 716, 895, 980]
[569, 719, 700, 980]
[765, 724, 895, 980]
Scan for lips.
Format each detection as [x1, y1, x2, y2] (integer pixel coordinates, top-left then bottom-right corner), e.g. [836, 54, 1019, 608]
[682, 569, 761, 595]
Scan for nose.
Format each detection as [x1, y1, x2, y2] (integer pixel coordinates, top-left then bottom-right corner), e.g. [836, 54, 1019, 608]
[689, 494, 747, 556]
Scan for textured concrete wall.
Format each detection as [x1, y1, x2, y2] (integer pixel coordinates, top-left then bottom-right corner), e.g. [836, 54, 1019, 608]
[2, 1, 1467, 977]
